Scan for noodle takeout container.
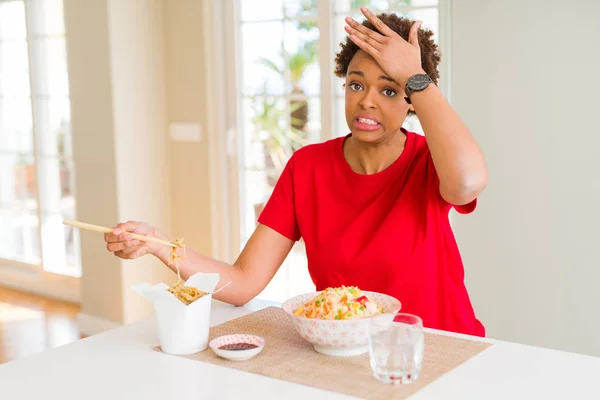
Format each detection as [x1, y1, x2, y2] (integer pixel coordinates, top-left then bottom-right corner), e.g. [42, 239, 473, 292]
[132, 272, 220, 355]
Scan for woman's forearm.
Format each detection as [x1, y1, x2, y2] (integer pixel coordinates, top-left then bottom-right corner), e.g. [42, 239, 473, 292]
[153, 243, 253, 306]
[410, 83, 488, 204]
[147, 224, 293, 307]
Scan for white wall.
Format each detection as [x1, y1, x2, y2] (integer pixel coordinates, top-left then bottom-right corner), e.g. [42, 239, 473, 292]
[163, 0, 214, 258]
[451, 0, 600, 356]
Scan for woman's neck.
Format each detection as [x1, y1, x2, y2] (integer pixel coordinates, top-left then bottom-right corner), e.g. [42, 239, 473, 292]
[343, 130, 407, 175]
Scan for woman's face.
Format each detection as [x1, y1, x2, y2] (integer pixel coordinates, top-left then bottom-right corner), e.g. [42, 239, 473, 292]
[344, 50, 410, 144]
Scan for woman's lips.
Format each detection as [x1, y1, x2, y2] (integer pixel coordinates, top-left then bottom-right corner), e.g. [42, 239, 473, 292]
[353, 116, 381, 131]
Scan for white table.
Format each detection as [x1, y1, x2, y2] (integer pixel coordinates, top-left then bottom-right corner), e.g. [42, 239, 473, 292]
[1, 299, 599, 399]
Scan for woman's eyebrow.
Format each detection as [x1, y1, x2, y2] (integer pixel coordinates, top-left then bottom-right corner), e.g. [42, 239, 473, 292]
[348, 70, 395, 83]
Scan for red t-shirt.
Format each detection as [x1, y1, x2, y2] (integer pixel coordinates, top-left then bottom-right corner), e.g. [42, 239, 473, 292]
[258, 130, 485, 337]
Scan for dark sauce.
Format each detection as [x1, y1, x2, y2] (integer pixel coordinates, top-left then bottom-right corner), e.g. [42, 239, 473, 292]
[219, 342, 259, 351]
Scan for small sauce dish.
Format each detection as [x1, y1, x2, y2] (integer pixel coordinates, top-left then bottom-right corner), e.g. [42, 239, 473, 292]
[209, 334, 265, 361]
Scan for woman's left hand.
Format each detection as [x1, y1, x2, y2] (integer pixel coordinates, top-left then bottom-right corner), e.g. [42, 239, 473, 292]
[344, 7, 425, 88]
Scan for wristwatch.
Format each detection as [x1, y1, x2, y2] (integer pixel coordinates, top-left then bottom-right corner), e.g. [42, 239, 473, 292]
[404, 73, 433, 104]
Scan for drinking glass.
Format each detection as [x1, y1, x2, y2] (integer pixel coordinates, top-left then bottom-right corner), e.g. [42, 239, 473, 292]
[368, 313, 424, 384]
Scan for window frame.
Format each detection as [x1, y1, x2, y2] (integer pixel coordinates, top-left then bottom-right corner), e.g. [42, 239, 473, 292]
[0, 0, 81, 278]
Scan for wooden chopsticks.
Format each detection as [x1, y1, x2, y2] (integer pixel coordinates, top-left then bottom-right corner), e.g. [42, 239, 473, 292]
[63, 220, 179, 248]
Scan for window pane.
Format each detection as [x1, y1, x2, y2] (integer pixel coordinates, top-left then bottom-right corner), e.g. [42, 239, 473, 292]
[32, 38, 69, 96]
[388, 0, 411, 6]
[35, 97, 71, 158]
[240, 95, 289, 240]
[0, 153, 37, 209]
[334, 0, 369, 14]
[334, 75, 345, 97]
[241, 163, 273, 242]
[29, 0, 66, 36]
[0, 0, 79, 273]
[403, 115, 424, 134]
[410, 7, 438, 41]
[332, 12, 364, 52]
[0, 126, 34, 154]
[335, 96, 349, 138]
[240, 0, 283, 21]
[284, 0, 317, 18]
[0, 1, 26, 40]
[283, 20, 319, 96]
[41, 212, 80, 276]
[0, 41, 31, 97]
[0, 96, 33, 132]
[392, 0, 438, 7]
[256, 241, 314, 301]
[0, 209, 41, 264]
[243, 95, 288, 172]
[59, 158, 75, 199]
[37, 155, 61, 214]
[240, 117, 271, 241]
[241, 22, 286, 96]
[305, 97, 321, 142]
[0, 97, 34, 153]
[370, 0, 391, 11]
[62, 216, 81, 274]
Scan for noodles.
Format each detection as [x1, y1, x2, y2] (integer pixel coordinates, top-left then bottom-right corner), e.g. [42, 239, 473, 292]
[168, 283, 204, 305]
[168, 237, 186, 285]
[166, 238, 206, 305]
[294, 286, 384, 320]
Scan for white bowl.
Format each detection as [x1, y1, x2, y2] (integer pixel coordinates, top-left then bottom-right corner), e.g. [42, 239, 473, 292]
[209, 334, 265, 361]
[282, 291, 401, 357]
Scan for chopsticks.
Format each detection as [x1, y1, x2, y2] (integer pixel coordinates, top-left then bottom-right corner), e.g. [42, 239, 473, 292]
[62, 220, 179, 248]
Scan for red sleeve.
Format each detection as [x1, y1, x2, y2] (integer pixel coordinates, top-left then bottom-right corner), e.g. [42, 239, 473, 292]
[257, 155, 301, 241]
[426, 152, 477, 215]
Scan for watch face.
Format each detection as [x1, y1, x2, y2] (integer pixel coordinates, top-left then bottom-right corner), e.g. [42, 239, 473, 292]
[409, 74, 431, 90]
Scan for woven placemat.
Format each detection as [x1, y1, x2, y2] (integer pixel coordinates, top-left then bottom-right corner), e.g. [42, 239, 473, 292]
[155, 307, 492, 399]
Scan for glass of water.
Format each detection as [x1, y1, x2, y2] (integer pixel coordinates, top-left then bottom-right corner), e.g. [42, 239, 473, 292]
[368, 313, 424, 384]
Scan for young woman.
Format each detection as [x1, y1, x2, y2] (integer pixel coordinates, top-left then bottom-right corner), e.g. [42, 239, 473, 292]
[105, 8, 488, 336]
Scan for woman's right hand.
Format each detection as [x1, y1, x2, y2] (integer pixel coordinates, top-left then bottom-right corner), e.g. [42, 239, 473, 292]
[104, 221, 166, 260]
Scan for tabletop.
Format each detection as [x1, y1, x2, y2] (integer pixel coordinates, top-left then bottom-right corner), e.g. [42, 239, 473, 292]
[1, 298, 599, 399]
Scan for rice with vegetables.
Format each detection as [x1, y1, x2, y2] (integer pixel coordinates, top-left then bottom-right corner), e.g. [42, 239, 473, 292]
[293, 286, 384, 320]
